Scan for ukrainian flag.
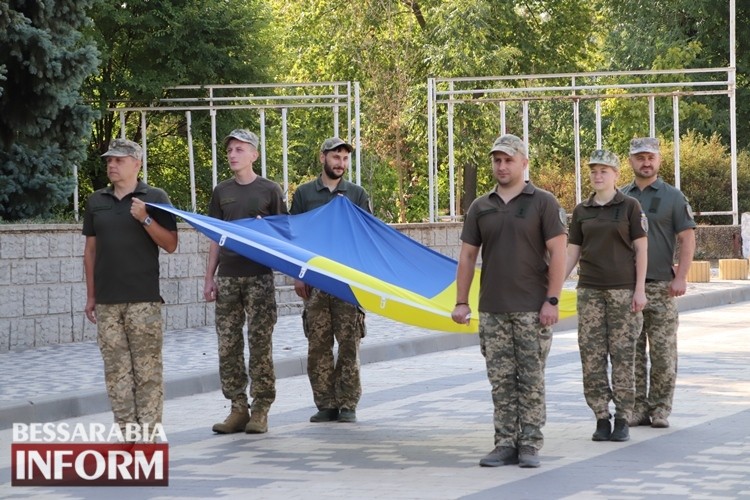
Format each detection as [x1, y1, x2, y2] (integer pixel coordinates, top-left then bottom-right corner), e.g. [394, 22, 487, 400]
[149, 197, 575, 333]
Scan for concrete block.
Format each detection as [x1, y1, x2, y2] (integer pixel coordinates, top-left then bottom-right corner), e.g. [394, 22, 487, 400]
[71, 283, 88, 312]
[25, 234, 50, 258]
[276, 286, 297, 304]
[161, 280, 179, 304]
[49, 233, 75, 257]
[0, 319, 9, 351]
[0, 291, 23, 319]
[166, 304, 188, 330]
[59, 313, 74, 344]
[186, 303, 206, 328]
[0, 234, 25, 259]
[36, 258, 61, 284]
[178, 229, 199, 254]
[0, 260, 10, 285]
[61, 259, 84, 283]
[74, 314, 97, 342]
[10, 318, 35, 350]
[197, 236, 212, 253]
[48, 286, 72, 314]
[718, 259, 748, 280]
[687, 261, 711, 283]
[35, 315, 61, 346]
[23, 286, 49, 315]
[433, 227, 448, 246]
[11, 261, 36, 285]
[72, 235, 86, 256]
[189, 254, 207, 278]
[168, 254, 191, 278]
[178, 279, 197, 304]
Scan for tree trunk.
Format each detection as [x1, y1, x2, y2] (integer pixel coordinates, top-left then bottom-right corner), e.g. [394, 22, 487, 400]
[461, 160, 477, 215]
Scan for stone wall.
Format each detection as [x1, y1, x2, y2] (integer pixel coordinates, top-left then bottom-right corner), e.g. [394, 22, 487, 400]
[0, 220, 740, 352]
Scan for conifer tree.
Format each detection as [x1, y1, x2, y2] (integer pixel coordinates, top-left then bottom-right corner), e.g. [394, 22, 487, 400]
[0, 1, 99, 220]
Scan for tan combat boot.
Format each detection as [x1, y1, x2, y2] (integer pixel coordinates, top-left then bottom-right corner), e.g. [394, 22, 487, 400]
[212, 408, 250, 434]
[244, 410, 268, 434]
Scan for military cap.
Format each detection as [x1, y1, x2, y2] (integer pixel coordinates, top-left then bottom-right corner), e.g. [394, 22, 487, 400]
[489, 134, 527, 157]
[629, 137, 660, 155]
[588, 149, 620, 171]
[320, 137, 353, 153]
[224, 129, 260, 148]
[101, 139, 143, 161]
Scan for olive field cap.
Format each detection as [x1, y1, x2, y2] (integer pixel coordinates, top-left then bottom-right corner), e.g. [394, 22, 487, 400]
[489, 134, 527, 157]
[320, 137, 353, 153]
[588, 149, 620, 171]
[629, 137, 660, 155]
[224, 129, 260, 148]
[101, 139, 143, 160]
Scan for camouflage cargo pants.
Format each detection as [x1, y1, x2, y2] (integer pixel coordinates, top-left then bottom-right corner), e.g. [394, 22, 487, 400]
[635, 281, 679, 419]
[577, 288, 642, 420]
[215, 274, 277, 413]
[479, 311, 552, 450]
[96, 302, 164, 427]
[303, 289, 365, 411]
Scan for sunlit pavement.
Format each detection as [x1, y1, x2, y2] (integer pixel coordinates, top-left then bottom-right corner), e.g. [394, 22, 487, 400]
[1, 284, 749, 498]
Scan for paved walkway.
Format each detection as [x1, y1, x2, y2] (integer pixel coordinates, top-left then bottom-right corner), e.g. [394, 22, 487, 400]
[1, 279, 750, 428]
[0, 293, 749, 498]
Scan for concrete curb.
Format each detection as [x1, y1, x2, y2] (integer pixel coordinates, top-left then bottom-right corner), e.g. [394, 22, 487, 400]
[677, 284, 750, 310]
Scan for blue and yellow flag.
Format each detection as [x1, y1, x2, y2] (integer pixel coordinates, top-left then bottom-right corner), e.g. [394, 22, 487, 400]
[149, 197, 575, 333]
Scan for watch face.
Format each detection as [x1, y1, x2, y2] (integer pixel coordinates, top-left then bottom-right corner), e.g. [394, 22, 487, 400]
[547, 297, 559, 305]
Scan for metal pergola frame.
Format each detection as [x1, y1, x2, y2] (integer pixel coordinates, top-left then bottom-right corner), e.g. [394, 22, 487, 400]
[427, 0, 738, 224]
[75, 81, 361, 215]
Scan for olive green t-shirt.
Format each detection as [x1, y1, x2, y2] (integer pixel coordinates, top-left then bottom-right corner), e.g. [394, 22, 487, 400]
[289, 176, 371, 215]
[82, 181, 177, 304]
[621, 178, 696, 281]
[568, 190, 648, 290]
[208, 176, 288, 277]
[460, 182, 567, 313]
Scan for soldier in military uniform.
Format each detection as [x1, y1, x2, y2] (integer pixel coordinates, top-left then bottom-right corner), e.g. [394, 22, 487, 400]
[290, 137, 370, 424]
[83, 139, 179, 438]
[204, 129, 288, 434]
[621, 137, 696, 429]
[452, 134, 568, 469]
[565, 149, 648, 443]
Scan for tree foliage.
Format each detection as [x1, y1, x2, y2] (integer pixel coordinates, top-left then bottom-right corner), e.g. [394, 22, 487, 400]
[601, 0, 750, 149]
[80, 0, 275, 197]
[652, 132, 750, 225]
[265, 0, 602, 221]
[3, 0, 747, 224]
[0, 0, 99, 221]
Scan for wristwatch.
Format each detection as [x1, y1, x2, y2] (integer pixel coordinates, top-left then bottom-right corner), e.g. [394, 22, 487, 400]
[142, 216, 153, 227]
[546, 296, 559, 306]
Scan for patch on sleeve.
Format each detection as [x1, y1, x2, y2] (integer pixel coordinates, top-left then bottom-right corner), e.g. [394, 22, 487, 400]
[640, 212, 649, 233]
[686, 203, 695, 220]
[559, 207, 568, 226]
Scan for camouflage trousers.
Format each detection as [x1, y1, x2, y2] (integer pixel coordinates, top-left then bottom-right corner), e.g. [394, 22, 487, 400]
[635, 281, 679, 419]
[478, 311, 552, 450]
[215, 274, 277, 413]
[303, 289, 365, 410]
[95, 302, 163, 428]
[577, 288, 642, 420]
